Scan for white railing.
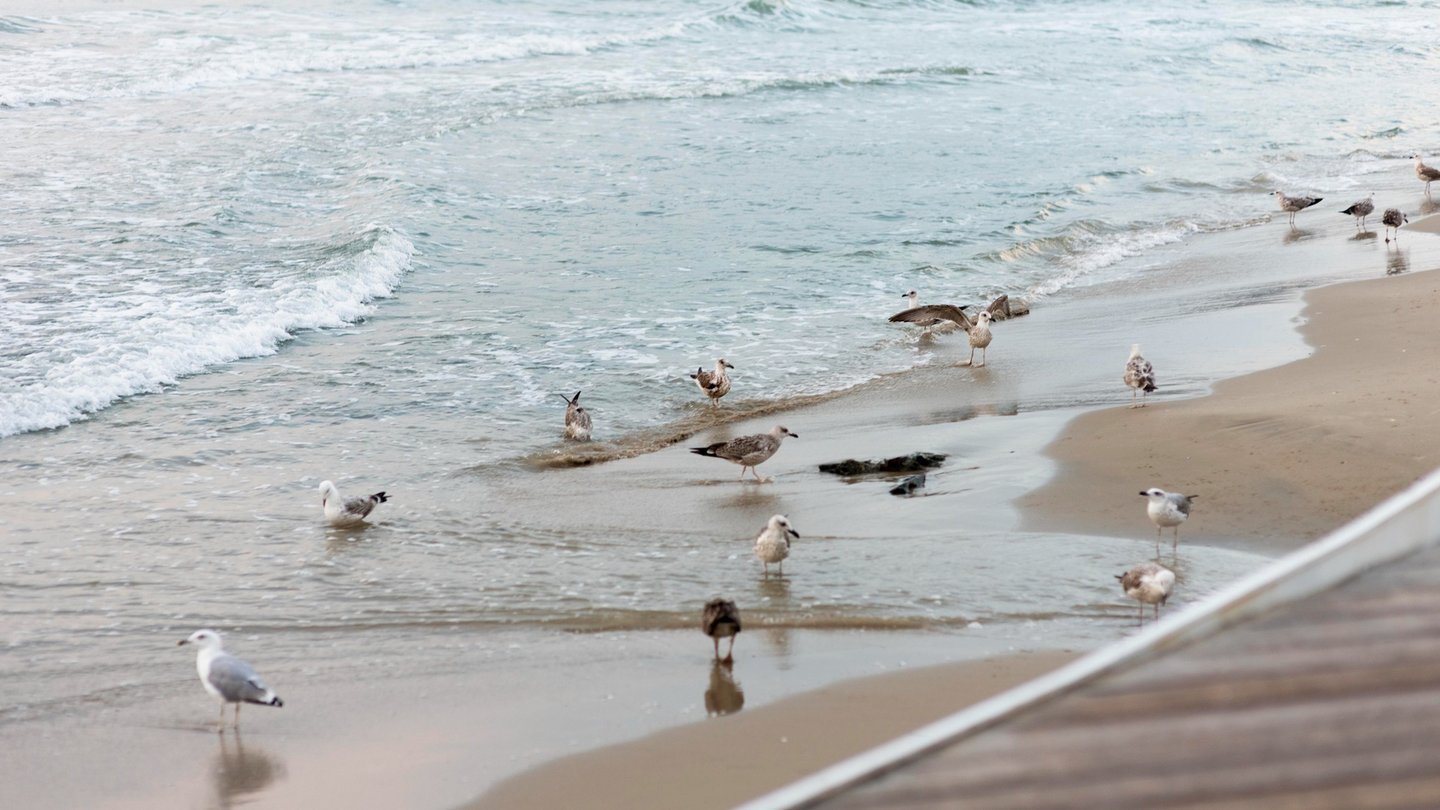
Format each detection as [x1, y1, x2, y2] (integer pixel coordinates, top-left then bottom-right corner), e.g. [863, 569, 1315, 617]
[737, 465, 1440, 810]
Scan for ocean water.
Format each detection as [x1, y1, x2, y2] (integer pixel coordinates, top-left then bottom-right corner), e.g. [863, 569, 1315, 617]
[2, 0, 1438, 727]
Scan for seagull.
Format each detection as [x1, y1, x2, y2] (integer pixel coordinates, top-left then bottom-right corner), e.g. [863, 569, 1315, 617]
[689, 358, 735, 406]
[689, 425, 797, 482]
[963, 310, 995, 367]
[318, 480, 389, 527]
[1382, 208, 1409, 243]
[1270, 190, 1323, 227]
[895, 290, 957, 335]
[1340, 194, 1375, 229]
[701, 598, 742, 663]
[1124, 344, 1158, 408]
[1412, 154, 1440, 197]
[888, 294, 1012, 336]
[754, 514, 799, 576]
[178, 629, 283, 731]
[1116, 562, 1175, 624]
[559, 390, 592, 441]
[1141, 487, 1196, 555]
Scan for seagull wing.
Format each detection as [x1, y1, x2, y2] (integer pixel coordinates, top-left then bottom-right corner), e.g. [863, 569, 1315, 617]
[207, 654, 275, 704]
[889, 304, 973, 330]
[986, 295, 1011, 319]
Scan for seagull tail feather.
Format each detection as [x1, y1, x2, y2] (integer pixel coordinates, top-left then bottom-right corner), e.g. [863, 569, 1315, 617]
[370, 492, 389, 503]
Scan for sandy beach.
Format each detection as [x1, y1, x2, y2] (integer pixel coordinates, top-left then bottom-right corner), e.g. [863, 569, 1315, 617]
[1022, 260, 1440, 548]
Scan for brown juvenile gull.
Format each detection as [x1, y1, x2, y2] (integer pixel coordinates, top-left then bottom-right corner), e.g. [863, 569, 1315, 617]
[1382, 208, 1409, 243]
[888, 294, 1012, 334]
[701, 598, 742, 662]
[689, 358, 734, 406]
[1412, 154, 1440, 197]
[1115, 562, 1175, 624]
[689, 425, 797, 482]
[1141, 487, 1196, 555]
[754, 514, 800, 576]
[1340, 193, 1375, 229]
[1270, 190, 1323, 227]
[318, 480, 389, 527]
[178, 629, 284, 731]
[559, 390, 592, 441]
[1123, 343, 1158, 408]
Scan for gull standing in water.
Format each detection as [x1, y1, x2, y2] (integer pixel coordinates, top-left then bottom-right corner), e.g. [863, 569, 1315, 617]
[1412, 154, 1440, 197]
[1141, 487, 1196, 555]
[754, 514, 800, 576]
[1340, 194, 1375, 229]
[962, 310, 994, 367]
[178, 629, 284, 731]
[690, 425, 797, 482]
[1270, 190, 1323, 227]
[1124, 344, 1158, 408]
[318, 480, 389, 527]
[701, 598, 742, 663]
[1383, 208, 1409, 243]
[559, 391, 592, 441]
[690, 358, 735, 406]
[1116, 562, 1175, 624]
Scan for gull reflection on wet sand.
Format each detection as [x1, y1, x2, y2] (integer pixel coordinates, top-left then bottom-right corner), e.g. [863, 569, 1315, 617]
[704, 659, 745, 717]
[211, 732, 286, 809]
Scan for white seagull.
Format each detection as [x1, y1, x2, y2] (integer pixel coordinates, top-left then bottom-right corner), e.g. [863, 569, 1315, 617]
[689, 358, 735, 406]
[1270, 190, 1323, 227]
[1116, 562, 1176, 624]
[1340, 194, 1375, 229]
[318, 480, 389, 527]
[178, 629, 284, 731]
[559, 390, 592, 441]
[1141, 487, 1196, 555]
[1124, 344, 1158, 408]
[754, 514, 800, 576]
[689, 425, 797, 482]
[1412, 154, 1440, 197]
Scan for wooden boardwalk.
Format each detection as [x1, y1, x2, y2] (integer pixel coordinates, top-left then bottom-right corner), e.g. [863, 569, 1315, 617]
[814, 544, 1440, 810]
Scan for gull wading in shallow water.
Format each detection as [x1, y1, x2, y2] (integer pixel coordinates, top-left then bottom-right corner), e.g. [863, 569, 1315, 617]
[754, 514, 800, 576]
[1124, 344, 1158, 408]
[701, 598, 742, 662]
[689, 358, 735, 406]
[1413, 154, 1440, 197]
[1382, 208, 1409, 243]
[894, 290, 956, 335]
[1340, 194, 1375, 230]
[559, 390, 592, 441]
[1270, 190, 1323, 227]
[178, 629, 284, 731]
[318, 480, 389, 527]
[689, 425, 797, 482]
[1141, 487, 1196, 555]
[1116, 562, 1175, 624]
[962, 310, 994, 367]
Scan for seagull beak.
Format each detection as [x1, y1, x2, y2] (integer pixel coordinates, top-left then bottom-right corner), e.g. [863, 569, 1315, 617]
[178, 639, 189, 646]
[788, 431, 799, 438]
[1138, 491, 1148, 497]
[788, 529, 801, 540]
[725, 362, 735, 369]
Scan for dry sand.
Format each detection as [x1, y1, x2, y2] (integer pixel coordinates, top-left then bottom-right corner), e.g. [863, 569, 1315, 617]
[1022, 268, 1440, 549]
[468, 650, 1077, 810]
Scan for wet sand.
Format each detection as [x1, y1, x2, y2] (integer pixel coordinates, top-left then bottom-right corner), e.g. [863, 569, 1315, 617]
[469, 650, 1078, 810]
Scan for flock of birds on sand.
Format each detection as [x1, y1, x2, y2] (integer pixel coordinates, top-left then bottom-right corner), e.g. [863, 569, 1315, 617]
[1271, 153, 1440, 242]
[177, 155, 1440, 729]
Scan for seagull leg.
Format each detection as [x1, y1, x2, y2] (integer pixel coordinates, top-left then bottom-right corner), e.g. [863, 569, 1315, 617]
[234, 703, 241, 730]
[978, 347, 986, 367]
[1173, 527, 1180, 555]
[739, 466, 747, 481]
[218, 703, 226, 733]
[713, 636, 720, 660]
[726, 636, 736, 662]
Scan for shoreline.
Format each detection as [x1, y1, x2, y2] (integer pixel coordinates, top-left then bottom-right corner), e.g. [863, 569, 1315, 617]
[1021, 265, 1440, 548]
